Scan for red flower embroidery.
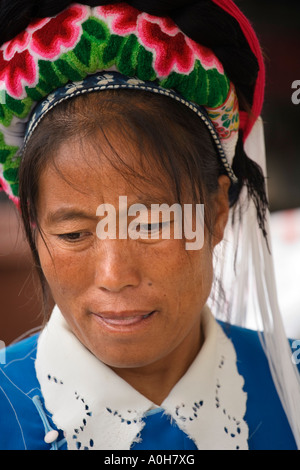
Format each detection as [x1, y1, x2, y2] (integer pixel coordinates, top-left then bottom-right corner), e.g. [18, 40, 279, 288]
[3, 19, 49, 61]
[0, 49, 37, 99]
[144, 15, 178, 37]
[138, 17, 194, 76]
[186, 38, 224, 74]
[96, 4, 140, 35]
[30, 5, 88, 59]
[3, 31, 30, 61]
[0, 5, 88, 99]
[96, 3, 223, 77]
[0, 177, 8, 193]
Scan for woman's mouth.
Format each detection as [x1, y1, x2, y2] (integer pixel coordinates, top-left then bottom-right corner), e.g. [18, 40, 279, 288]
[90, 310, 157, 330]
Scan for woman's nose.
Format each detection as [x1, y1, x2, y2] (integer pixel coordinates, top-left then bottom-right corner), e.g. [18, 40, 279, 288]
[94, 239, 141, 292]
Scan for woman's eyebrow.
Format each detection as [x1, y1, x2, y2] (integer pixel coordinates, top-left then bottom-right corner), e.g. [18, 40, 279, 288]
[46, 195, 176, 225]
[46, 208, 98, 225]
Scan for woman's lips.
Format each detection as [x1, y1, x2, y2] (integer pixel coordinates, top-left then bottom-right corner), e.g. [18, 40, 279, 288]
[91, 310, 156, 328]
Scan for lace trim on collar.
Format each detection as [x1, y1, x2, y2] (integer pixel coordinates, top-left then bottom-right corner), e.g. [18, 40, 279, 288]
[35, 306, 248, 450]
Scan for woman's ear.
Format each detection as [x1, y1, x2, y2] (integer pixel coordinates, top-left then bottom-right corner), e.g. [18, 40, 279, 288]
[211, 175, 231, 248]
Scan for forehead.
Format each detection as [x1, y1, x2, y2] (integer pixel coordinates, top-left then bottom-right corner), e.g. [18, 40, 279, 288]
[37, 133, 178, 211]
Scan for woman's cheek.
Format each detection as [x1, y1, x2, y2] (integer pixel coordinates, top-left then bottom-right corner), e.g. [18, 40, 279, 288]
[37, 240, 91, 298]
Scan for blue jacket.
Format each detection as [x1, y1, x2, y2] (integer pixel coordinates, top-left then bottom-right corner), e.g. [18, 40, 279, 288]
[0, 322, 298, 450]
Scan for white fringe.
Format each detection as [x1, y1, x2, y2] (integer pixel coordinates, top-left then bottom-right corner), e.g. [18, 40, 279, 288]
[209, 118, 300, 448]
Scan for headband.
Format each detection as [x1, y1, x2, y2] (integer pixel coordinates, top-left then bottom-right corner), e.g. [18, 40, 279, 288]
[23, 70, 238, 184]
[0, 2, 246, 204]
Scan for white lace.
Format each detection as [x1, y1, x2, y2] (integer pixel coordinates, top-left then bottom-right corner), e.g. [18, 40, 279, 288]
[35, 305, 248, 450]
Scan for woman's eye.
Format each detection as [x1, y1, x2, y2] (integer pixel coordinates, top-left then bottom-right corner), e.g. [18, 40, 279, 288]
[139, 221, 170, 235]
[140, 223, 159, 233]
[57, 232, 89, 242]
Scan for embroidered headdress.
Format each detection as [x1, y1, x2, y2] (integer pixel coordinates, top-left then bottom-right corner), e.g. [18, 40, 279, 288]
[0, 1, 263, 202]
[0, 0, 299, 448]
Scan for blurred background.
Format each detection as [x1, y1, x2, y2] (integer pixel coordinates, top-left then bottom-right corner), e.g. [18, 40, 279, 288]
[0, 0, 300, 345]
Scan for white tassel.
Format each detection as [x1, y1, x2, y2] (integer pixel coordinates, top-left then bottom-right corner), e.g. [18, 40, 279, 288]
[249, 200, 300, 448]
[210, 117, 300, 448]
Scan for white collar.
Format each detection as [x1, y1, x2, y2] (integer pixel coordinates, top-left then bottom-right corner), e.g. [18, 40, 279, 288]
[35, 305, 248, 450]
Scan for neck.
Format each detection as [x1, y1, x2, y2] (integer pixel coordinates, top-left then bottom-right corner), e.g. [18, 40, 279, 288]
[111, 319, 203, 405]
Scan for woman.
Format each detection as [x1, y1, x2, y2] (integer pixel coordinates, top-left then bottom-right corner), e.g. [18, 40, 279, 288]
[0, 1, 299, 450]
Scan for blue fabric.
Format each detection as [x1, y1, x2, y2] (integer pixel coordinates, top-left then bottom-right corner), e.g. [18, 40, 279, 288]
[0, 323, 298, 450]
[220, 322, 298, 450]
[131, 410, 197, 450]
[0, 335, 66, 450]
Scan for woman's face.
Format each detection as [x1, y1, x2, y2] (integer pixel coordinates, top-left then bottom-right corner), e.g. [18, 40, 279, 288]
[36, 133, 229, 378]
